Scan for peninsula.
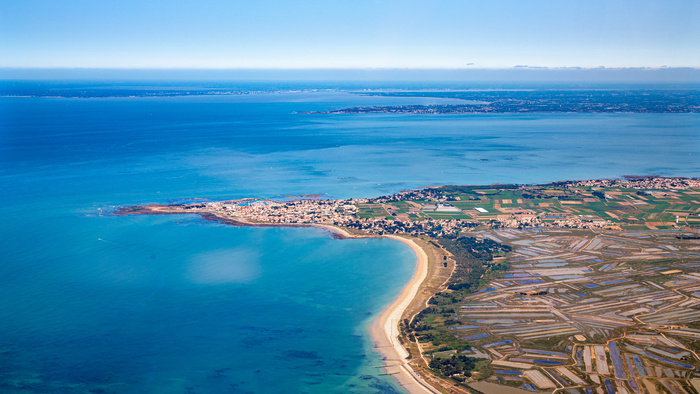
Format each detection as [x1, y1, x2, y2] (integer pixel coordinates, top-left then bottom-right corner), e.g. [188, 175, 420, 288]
[117, 176, 700, 393]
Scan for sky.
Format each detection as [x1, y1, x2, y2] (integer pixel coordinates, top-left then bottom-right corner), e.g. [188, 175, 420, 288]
[1, 0, 699, 70]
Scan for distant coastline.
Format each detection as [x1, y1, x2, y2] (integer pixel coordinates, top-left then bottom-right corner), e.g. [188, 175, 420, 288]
[301, 88, 700, 114]
[302, 104, 700, 114]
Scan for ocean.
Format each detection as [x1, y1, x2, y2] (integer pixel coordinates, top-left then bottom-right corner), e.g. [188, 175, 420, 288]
[1, 81, 698, 393]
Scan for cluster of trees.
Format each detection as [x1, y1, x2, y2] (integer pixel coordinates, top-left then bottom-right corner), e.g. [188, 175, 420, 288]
[438, 236, 511, 292]
[429, 355, 477, 379]
[401, 236, 512, 381]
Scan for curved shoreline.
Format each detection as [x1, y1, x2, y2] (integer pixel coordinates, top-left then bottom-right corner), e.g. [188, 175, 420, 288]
[115, 205, 367, 240]
[371, 235, 439, 394]
[114, 206, 440, 392]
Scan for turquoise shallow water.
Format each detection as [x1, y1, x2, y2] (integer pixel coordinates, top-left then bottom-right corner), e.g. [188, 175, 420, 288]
[1, 207, 415, 393]
[0, 83, 699, 393]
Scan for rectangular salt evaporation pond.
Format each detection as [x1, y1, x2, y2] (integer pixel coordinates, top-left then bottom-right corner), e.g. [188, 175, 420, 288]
[583, 346, 592, 373]
[642, 308, 700, 325]
[501, 376, 524, 382]
[531, 359, 565, 365]
[570, 239, 588, 251]
[639, 351, 694, 369]
[523, 370, 556, 389]
[555, 367, 585, 385]
[521, 348, 569, 358]
[599, 263, 618, 272]
[608, 341, 626, 379]
[550, 275, 585, 280]
[604, 379, 616, 394]
[484, 340, 513, 348]
[628, 378, 640, 392]
[631, 355, 646, 377]
[491, 360, 533, 369]
[570, 254, 597, 261]
[535, 262, 569, 268]
[461, 303, 498, 309]
[494, 370, 522, 375]
[548, 369, 571, 388]
[601, 279, 629, 285]
[626, 355, 638, 377]
[475, 319, 517, 324]
[585, 238, 604, 251]
[593, 346, 610, 375]
[594, 284, 641, 295]
[462, 333, 490, 341]
[526, 267, 591, 277]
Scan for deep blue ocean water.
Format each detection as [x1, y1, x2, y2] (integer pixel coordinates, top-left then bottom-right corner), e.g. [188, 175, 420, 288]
[1, 82, 699, 393]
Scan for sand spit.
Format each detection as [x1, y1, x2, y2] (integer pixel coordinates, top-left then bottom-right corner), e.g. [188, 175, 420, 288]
[115, 205, 364, 239]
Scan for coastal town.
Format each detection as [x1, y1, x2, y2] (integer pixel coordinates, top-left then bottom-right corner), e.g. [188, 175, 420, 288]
[155, 176, 700, 237]
[119, 176, 700, 394]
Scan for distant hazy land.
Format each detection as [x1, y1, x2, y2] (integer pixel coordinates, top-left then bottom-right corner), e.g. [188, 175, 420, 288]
[304, 88, 700, 114]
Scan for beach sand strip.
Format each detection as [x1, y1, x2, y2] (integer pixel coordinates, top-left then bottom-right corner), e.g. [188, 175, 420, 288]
[371, 235, 442, 394]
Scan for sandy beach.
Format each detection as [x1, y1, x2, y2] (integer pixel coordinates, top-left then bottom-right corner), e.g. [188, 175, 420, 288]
[371, 235, 440, 394]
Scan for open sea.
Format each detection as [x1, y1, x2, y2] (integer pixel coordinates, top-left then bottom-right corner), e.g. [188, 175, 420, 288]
[1, 81, 699, 393]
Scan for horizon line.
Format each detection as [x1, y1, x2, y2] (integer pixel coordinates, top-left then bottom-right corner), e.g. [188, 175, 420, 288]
[2, 66, 699, 71]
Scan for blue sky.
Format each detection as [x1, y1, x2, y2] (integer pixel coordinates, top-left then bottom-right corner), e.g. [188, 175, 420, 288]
[1, 0, 698, 69]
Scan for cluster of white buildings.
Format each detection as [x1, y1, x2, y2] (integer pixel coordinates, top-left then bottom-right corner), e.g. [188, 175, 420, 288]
[572, 177, 700, 190]
[186, 176, 697, 235]
[345, 216, 471, 237]
[209, 199, 358, 225]
[496, 214, 614, 230]
[200, 196, 618, 236]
